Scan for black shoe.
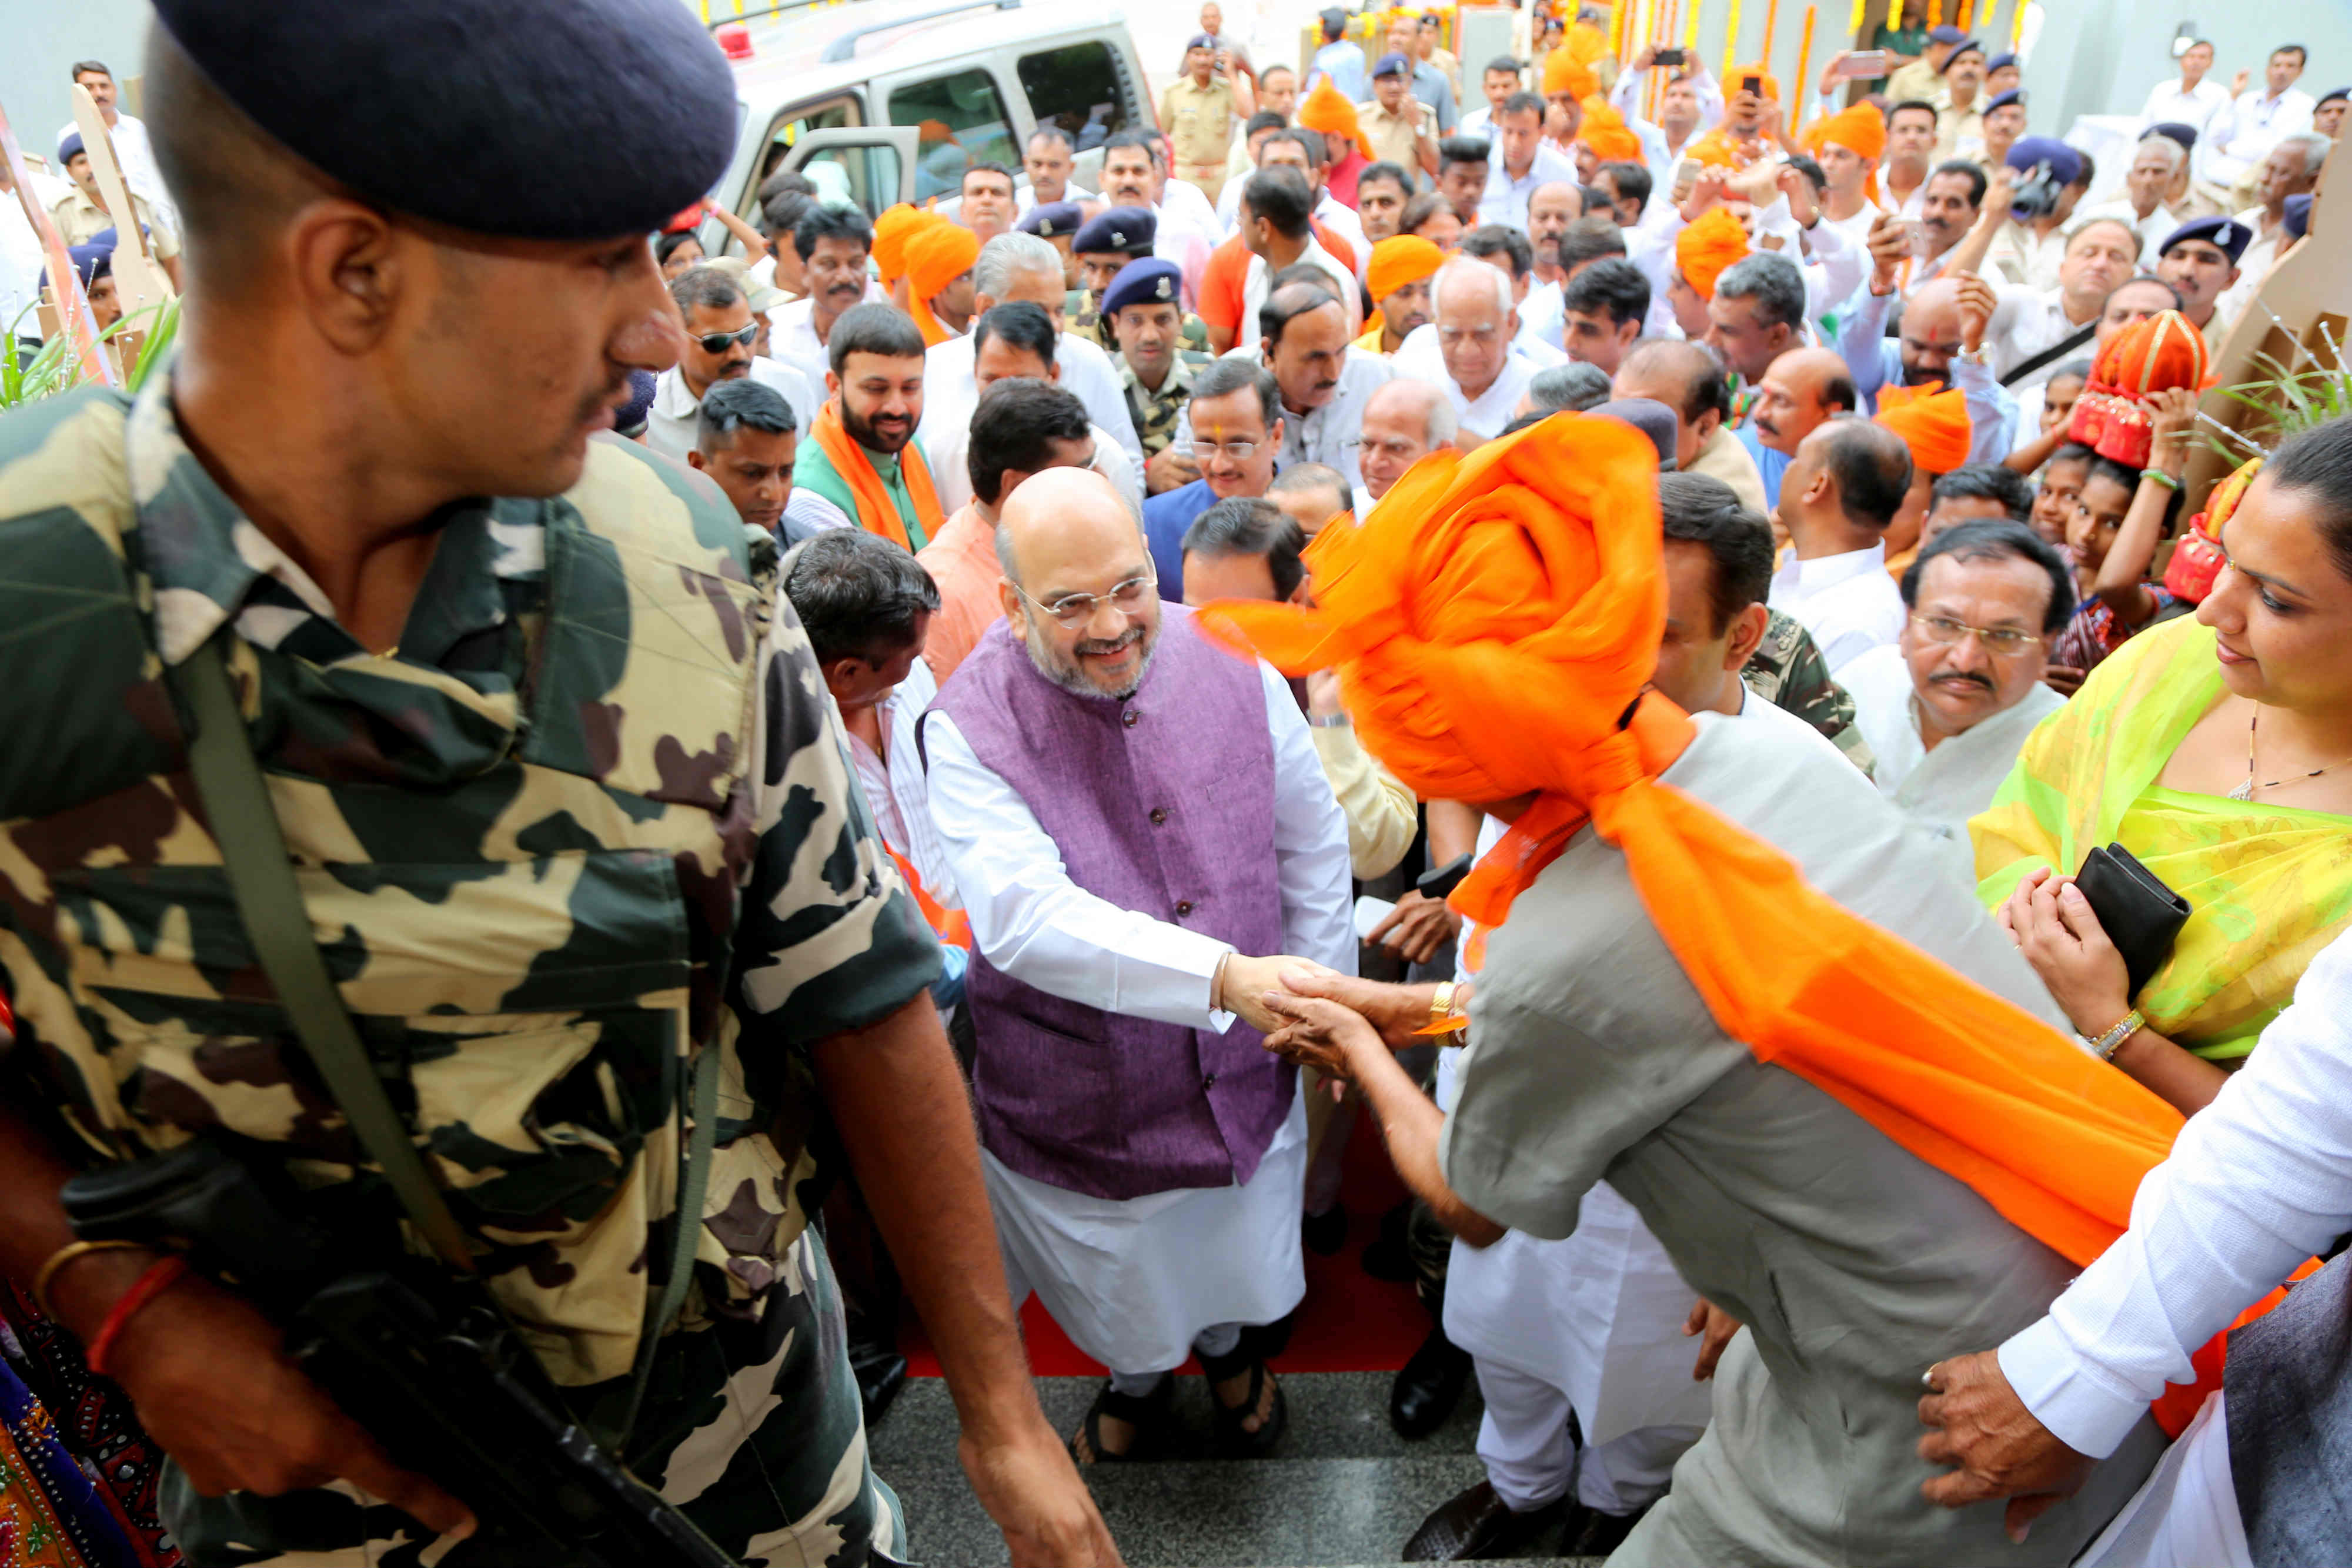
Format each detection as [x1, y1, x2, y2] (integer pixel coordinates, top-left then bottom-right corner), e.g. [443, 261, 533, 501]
[1402, 1480, 1564, 1562]
[1388, 1323, 1472, 1439]
[1362, 1199, 1416, 1281]
[847, 1340, 908, 1427]
[1302, 1203, 1348, 1256]
[1561, 1499, 1650, 1557]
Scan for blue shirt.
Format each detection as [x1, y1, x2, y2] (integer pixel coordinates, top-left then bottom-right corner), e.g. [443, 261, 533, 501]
[1308, 41, 1368, 104]
[1735, 423, 1792, 511]
[1142, 477, 1222, 600]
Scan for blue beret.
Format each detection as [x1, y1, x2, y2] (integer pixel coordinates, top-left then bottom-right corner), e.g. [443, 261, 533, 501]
[1373, 51, 1412, 78]
[2160, 216, 2251, 263]
[1100, 258, 1184, 317]
[1927, 24, 1966, 43]
[1987, 52, 2019, 72]
[1985, 89, 2024, 113]
[614, 369, 657, 439]
[151, 0, 737, 240]
[1940, 38, 1984, 71]
[2321, 86, 2352, 108]
[57, 132, 83, 164]
[1320, 6, 1348, 28]
[1186, 32, 1217, 50]
[2007, 136, 2082, 186]
[2284, 193, 2313, 242]
[2148, 121, 2199, 152]
[1018, 200, 1084, 239]
[1074, 206, 1157, 254]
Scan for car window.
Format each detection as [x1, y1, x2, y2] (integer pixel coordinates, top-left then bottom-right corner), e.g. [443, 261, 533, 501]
[743, 94, 864, 219]
[889, 68, 1016, 200]
[797, 143, 906, 216]
[1018, 41, 1130, 155]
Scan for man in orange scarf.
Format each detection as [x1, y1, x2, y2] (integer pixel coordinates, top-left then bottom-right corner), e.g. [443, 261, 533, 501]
[904, 220, 980, 346]
[785, 302, 948, 550]
[1199, 414, 2174, 1566]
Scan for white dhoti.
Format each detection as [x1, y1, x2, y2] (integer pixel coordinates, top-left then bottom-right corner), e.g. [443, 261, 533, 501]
[1435, 1048, 1711, 1514]
[984, 1094, 1308, 1376]
[2077, 1391, 2252, 1568]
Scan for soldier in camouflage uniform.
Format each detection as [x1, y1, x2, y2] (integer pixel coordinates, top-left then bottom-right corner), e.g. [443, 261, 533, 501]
[1097, 259, 1216, 498]
[0, 6, 1115, 1568]
[1742, 609, 1879, 778]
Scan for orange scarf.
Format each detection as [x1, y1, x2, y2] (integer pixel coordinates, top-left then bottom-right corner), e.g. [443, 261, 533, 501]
[809, 398, 944, 552]
[1199, 414, 2183, 1271]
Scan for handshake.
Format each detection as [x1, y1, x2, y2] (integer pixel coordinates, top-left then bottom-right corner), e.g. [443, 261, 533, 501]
[1213, 957, 1457, 1086]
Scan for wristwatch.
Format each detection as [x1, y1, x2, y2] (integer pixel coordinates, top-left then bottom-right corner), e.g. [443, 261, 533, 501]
[1307, 711, 1351, 729]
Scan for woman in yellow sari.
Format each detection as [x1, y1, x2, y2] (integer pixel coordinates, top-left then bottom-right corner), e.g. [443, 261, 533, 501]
[1975, 419, 2352, 1115]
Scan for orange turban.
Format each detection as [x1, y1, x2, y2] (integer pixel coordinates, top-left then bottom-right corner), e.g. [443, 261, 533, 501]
[1577, 99, 1643, 163]
[871, 205, 928, 287]
[1367, 235, 1445, 306]
[1542, 49, 1597, 101]
[1564, 19, 1609, 68]
[904, 220, 979, 346]
[1675, 207, 1748, 300]
[1299, 76, 1376, 159]
[1726, 62, 1780, 101]
[1197, 413, 2181, 1274]
[1875, 382, 1973, 475]
[1804, 102, 1887, 162]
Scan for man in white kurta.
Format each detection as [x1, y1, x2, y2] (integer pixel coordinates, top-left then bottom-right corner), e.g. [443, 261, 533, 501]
[921, 470, 1352, 1449]
[1839, 520, 2073, 882]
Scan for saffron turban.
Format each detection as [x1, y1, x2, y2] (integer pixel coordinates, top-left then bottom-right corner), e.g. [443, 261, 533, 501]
[1564, 19, 1609, 68]
[1367, 235, 1446, 306]
[1675, 207, 1748, 300]
[1196, 412, 2182, 1275]
[1542, 49, 1597, 101]
[1299, 76, 1375, 159]
[904, 220, 979, 345]
[1726, 62, 1780, 101]
[871, 204, 929, 286]
[1874, 382, 1974, 475]
[1578, 99, 1643, 163]
[1805, 102, 1887, 162]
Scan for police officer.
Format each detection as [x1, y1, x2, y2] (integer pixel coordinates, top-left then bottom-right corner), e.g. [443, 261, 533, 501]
[1018, 196, 1087, 293]
[1102, 258, 1214, 497]
[0, 4, 1117, 1566]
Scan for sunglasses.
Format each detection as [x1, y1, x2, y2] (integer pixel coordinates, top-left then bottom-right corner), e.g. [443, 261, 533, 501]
[691, 322, 759, 355]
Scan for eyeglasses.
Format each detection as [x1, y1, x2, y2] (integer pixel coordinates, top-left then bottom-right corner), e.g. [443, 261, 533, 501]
[691, 322, 759, 355]
[1194, 439, 1263, 462]
[1910, 614, 2043, 656]
[1017, 569, 1158, 628]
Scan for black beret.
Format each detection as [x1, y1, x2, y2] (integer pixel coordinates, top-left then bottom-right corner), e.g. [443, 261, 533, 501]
[1100, 258, 1184, 316]
[151, 0, 738, 240]
[1018, 200, 1085, 239]
[2160, 216, 2251, 263]
[1075, 206, 1157, 254]
[2285, 193, 2313, 242]
[1940, 38, 1984, 71]
[1984, 89, 2024, 114]
[2148, 121, 2199, 152]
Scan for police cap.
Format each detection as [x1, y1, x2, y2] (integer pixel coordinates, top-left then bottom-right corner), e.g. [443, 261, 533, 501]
[2159, 215, 2251, 263]
[1100, 258, 1184, 316]
[1074, 206, 1157, 255]
[1019, 200, 1085, 239]
[149, 0, 738, 240]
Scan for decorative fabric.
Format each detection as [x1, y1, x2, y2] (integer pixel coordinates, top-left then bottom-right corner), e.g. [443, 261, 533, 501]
[808, 397, 945, 551]
[1875, 382, 1974, 474]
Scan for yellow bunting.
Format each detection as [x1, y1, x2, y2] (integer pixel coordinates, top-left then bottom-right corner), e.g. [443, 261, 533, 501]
[1721, 0, 1741, 77]
[1761, 0, 1779, 83]
[1683, 2, 1697, 46]
[1956, 0, 1975, 27]
[1927, 0, 1943, 26]
[1793, 3, 1816, 131]
[1847, 0, 1866, 44]
[2011, 0, 2026, 46]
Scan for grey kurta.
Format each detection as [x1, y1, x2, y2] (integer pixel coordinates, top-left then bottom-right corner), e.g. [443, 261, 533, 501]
[1441, 712, 2166, 1567]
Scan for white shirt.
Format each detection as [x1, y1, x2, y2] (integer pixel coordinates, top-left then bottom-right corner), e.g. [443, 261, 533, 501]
[1984, 282, 2100, 386]
[2201, 86, 2316, 188]
[1999, 926, 2352, 1459]
[2215, 204, 2287, 326]
[1, 189, 46, 344]
[919, 327, 1146, 484]
[1175, 342, 1394, 490]
[841, 658, 957, 910]
[643, 357, 818, 464]
[1983, 218, 2072, 292]
[1476, 141, 1582, 232]
[922, 640, 1355, 1030]
[1767, 541, 1907, 676]
[1014, 180, 1098, 215]
[1391, 322, 1536, 439]
[926, 416, 1141, 516]
[1839, 643, 2066, 881]
[1611, 62, 1726, 200]
[2137, 76, 2232, 137]
[55, 112, 169, 213]
[1241, 240, 1360, 345]
[1519, 276, 1565, 352]
[764, 295, 833, 394]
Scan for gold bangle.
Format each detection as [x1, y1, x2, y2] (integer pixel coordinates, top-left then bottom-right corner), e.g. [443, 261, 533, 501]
[31, 1239, 151, 1320]
[1428, 981, 1456, 1031]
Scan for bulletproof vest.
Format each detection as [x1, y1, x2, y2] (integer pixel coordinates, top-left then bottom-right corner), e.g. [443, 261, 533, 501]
[0, 394, 779, 1388]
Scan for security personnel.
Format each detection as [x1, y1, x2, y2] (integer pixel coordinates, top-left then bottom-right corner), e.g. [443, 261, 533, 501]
[2154, 214, 2251, 358]
[0, 3, 1115, 1566]
[1018, 196, 1087, 293]
[1073, 207, 1211, 358]
[1101, 259, 1212, 496]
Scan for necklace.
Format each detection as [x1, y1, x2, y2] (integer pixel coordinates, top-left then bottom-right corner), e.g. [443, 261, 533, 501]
[2230, 708, 2352, 801]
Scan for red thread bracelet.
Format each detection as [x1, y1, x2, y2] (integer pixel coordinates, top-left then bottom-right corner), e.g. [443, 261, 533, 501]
[85, 1256, 191, 1378]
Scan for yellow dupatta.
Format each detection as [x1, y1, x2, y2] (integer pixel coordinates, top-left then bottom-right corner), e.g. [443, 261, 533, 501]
[1973, 616, 2352, 1062]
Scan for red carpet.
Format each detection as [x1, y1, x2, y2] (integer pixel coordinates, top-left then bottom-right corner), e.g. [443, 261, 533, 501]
[902, 1113, 1429, 1378]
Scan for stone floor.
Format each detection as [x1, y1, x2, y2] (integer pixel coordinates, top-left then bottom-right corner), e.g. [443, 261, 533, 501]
[868, 1370, 1607, 1567]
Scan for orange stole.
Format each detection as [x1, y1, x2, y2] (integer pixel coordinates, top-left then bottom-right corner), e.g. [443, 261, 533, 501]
[808, 398, 945, 551]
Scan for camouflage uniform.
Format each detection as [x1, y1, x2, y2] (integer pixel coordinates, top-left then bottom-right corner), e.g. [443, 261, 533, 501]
[0, 378, 942, 1567]
[1741, 609, 1878, 778]
[1075, 288, 1211, 360]
[1117, 353, 1210, 461]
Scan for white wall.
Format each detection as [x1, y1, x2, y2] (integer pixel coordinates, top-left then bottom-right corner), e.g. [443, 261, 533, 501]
[2027, 6, 2352, 145]
[0, 0, 153, 171]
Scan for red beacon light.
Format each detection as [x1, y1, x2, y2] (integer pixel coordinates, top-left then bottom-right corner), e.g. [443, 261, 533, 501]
[715, 22, 754, 59]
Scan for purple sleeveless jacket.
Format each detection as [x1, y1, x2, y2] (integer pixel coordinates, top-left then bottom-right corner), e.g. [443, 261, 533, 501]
[931, 606, 1292, 1200]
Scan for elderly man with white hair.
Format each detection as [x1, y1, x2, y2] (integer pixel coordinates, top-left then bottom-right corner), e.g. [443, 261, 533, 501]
[2078, 133, 2193, 263]
[1350, 377, 1459, 516]
[921, 232, 1146, 481]
[1388, 259, 1535, 444]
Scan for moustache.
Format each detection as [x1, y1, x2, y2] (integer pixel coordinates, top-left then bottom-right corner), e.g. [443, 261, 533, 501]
[1931, 671, 1996, 693]
[1076, 626, 1143, 657]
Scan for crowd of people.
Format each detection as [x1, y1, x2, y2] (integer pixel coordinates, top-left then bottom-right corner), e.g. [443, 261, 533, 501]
[3, 3, 2351, 1568]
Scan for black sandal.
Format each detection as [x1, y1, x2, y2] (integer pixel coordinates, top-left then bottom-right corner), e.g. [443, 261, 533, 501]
[1198, 1342, 1288, 1457]
[1070, 1373, 1174, 1465]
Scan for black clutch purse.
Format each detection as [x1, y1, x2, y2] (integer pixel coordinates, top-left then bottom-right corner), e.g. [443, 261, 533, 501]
[2073, 843, 2191, 1001]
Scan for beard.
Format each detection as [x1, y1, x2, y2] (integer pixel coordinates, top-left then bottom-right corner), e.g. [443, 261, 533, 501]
[843, 398, 914, 454]
[1023, 616, 1157, 701]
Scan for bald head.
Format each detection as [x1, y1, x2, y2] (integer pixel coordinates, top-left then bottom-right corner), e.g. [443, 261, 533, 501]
[995, 467, 1162, 699]
[1359, 377, 1458, 499]
[996, 467, 1145, 589]
[1898, 279, 1967, 386]
[1613, 339, 1729, 471]
[1750, 346, 1857, 457]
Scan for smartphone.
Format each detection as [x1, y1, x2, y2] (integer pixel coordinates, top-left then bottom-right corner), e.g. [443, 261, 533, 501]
[1837, 49, 1889, 79]
[1653, 46, 1686, 67]
[1741, 73, 1763, 95]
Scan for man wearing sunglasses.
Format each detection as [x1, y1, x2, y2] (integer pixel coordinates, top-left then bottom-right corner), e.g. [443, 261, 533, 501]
[1838, 520, 2074, 882]
[644, 264, 817, 463]
[923, 464, 1353, 1467]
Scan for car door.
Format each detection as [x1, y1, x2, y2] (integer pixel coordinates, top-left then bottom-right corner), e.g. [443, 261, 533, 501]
[774, 125, 921, 216]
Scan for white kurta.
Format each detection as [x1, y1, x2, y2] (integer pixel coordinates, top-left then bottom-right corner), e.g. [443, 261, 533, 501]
[1767, 541, 1907, 677]
[920, 641, 1355, 1373]
[919, 328, 1146, 484]
[1840, 643, 2066, 884]
[1391, 324, 1535, 440]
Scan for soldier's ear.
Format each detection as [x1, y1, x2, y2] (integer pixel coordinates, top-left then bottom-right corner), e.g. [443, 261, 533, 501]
[286, 197, 403, 352]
